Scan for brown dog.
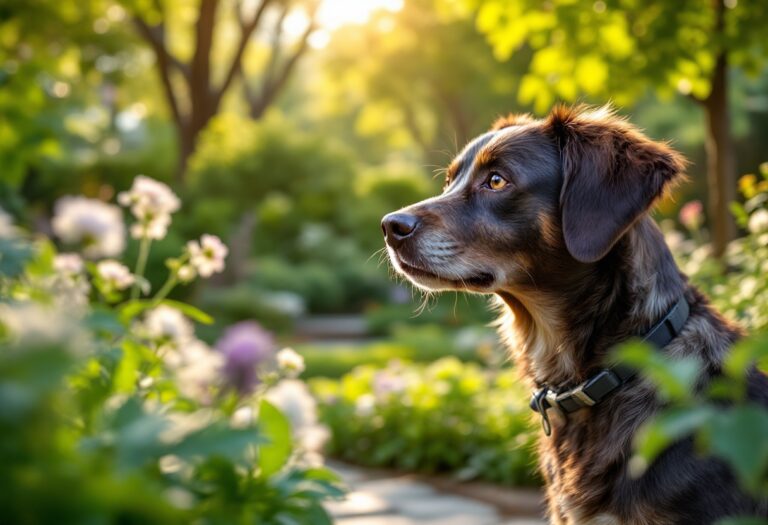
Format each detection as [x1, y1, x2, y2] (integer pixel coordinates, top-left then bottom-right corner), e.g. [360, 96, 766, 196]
[382, 105, 768, 524]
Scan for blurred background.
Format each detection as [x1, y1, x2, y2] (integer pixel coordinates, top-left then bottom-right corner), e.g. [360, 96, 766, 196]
[2, 0, 768, 506]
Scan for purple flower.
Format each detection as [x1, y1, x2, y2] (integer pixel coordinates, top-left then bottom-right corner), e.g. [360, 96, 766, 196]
[215, 321, 275, 394]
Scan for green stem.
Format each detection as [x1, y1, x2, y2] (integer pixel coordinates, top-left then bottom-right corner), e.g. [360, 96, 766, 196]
[152, 274, 178, 304]
[131, 236, 152, 300]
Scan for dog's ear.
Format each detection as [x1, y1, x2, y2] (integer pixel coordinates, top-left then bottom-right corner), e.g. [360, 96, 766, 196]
[547, 105, 687, 263]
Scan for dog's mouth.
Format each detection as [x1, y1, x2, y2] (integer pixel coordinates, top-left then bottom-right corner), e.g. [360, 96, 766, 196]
[395, 255, 495, 290]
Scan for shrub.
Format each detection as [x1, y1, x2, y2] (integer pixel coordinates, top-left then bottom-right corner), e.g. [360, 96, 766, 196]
[299, 324, 497, 379]
[0, 177, 343, 523]
[312, 358, 540, 486]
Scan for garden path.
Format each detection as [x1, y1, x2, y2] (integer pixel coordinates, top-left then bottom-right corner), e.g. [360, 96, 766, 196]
[326, 461, 547, 525]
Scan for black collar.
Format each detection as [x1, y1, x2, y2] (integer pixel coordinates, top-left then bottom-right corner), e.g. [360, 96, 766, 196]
[530, 297, 690, 436]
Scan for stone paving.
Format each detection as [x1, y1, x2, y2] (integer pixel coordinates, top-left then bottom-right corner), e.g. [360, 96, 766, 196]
[326, 461, 547, 525]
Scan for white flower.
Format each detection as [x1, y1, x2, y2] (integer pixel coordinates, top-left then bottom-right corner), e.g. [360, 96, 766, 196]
[118, 176, 180, 241]
[54, 253, 85, 276]
[118, 175, 180, 219]
[748, 209, 768, 234]
[354, 393, 376, 417]
[0, 206, 16, 238]
[266, 380, 330, 458]
[171, 339, 224, 404]
[186, 234, 228, 278]
[266, 380, 318, 431]
[138, 305, 194, 349]
[52, 196, 125, 258]
[0, 302, 89, 352]
[96, 260, 135, 291]
[129, 213, 171, 240]
[276, 347, 305, 377]
[177, 264, 196, 283]
[231, 406, 254, 428]
[46, 253, 90, 310]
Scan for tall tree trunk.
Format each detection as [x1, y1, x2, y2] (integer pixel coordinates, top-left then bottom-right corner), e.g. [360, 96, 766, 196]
[177, 123, 197, 183]
[702, 2, 737, 258]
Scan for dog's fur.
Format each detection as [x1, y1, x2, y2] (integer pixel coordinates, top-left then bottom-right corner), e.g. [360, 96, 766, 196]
[381, 105, 768, 524]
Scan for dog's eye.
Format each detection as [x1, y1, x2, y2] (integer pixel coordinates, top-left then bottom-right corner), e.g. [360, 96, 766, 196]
[487, 172, 508, 191]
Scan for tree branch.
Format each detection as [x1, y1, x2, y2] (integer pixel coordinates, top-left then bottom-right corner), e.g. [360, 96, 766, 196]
[250, 5, 318, 118]
[132, 14, 186, 128]
[190, 0, 219, 110]
[132, 14, 189, 78]
[214, 0, 275, 108]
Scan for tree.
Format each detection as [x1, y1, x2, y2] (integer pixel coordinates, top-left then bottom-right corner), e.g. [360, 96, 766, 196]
[124, 0, 318, 182]
[464, 0, 768, 256]
[0, 0, 133, 192]
[319, 0, 530, 168]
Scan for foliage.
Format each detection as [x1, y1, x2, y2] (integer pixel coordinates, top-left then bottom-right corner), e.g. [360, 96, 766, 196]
[365, 294, 495, 336]
[616, 335, 768, 516]
[319, 0, 530, 164]
[0, 177, 343, 523]
[299, 324, 500, 379]
[622, 166, 768, 522]
[670, 162, 768, 331]
[463, 0, 768, 112]
[312, 358, 540, 486]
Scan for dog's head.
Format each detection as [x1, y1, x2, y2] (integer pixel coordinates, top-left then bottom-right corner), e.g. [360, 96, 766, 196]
[382, 105, 686, 294]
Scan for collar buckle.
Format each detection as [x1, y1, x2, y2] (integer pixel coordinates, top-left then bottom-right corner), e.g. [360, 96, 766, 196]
[570, 382, 596, 406]
[528, 296, 691, 436]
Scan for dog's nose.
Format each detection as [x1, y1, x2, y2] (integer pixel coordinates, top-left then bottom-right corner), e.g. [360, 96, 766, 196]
[381, 213, 420, 246]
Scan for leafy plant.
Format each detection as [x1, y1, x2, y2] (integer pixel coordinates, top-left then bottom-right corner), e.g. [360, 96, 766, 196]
[312, 358, 540, 486]
[0, 176, 343, 523]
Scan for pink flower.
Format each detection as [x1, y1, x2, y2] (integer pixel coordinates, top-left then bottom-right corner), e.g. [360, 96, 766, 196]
[679, 200, 703, 231]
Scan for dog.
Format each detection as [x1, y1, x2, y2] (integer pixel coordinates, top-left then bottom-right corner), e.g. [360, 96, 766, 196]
[381, 105, 768, 524]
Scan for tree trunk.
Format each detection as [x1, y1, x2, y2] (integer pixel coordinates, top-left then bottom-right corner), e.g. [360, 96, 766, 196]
[702, 9, 737, 258]
[177, 124, 196, 183]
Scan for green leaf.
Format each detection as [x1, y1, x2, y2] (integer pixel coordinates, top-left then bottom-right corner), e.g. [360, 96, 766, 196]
[635, 405, 714, 463]
[258, 400, 293, 477]
[706, 405, 768, 494]
[118, 300, 213, 325]
[614, 341, 701, 401]
[118, 300, 153, 324]
[171, 423, 264, 462]
[94, 397, 170, 470]
[113, 340, 142, 394]
[730, 202, 749, 227]
[0, 238, 34, 277]
[24, 238, 55, 277]
[84, 309, 125, 338]
[160, 300, 214, 325]
[724, 335, 768, 382]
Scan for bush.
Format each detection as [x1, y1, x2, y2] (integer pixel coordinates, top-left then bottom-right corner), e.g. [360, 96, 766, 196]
[365, 294, 496, 336]
[186, 112, 358, 255]
[669, 163, 768, 331]
[299, 324, 498, 379]
[311, 358, 540, 486]
[0, 177, 343, 523]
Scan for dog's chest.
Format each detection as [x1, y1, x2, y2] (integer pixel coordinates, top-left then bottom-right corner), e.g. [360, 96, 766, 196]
[538, 420, 631, 525]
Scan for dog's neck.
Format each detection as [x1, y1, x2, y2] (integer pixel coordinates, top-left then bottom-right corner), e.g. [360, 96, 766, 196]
[496, 217, 687, 388]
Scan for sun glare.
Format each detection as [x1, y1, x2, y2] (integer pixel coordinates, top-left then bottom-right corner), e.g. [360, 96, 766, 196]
[318, 0, 403, 29]
[286, 0, 403, 48]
